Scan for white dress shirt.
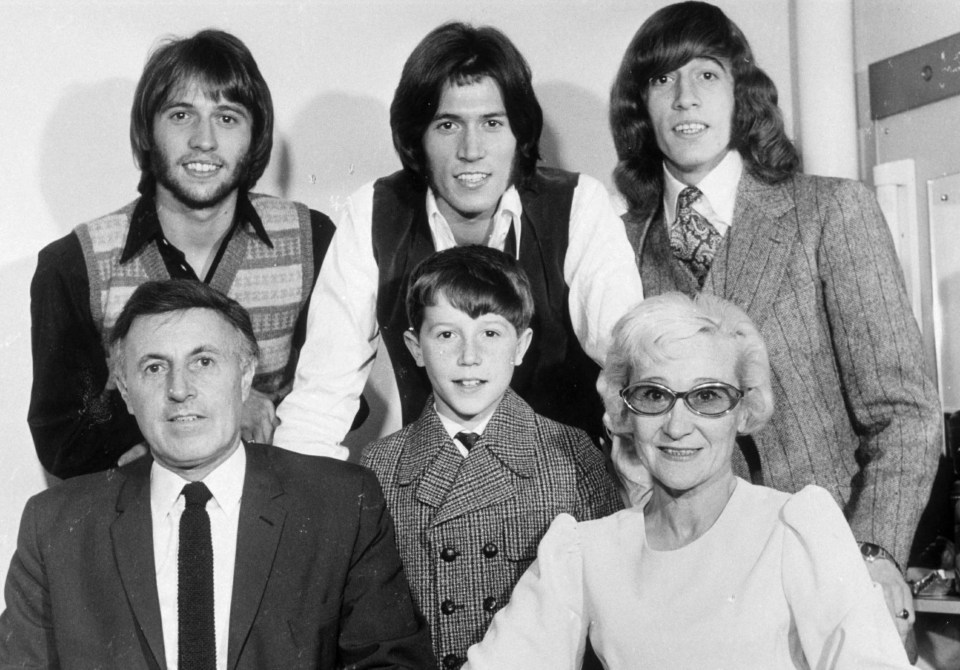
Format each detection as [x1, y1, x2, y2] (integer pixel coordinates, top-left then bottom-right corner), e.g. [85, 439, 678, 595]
[151, 445, 245, 670]
[274, 173, 644, 457]
[662, 149, 743, 238]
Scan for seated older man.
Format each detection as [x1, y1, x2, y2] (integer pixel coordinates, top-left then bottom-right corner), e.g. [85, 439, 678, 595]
[0, 279, 434, 669]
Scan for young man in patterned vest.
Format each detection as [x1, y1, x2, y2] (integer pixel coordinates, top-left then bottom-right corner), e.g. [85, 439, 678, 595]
[29, 29, 335, 478]
[274, 22, 643, 459]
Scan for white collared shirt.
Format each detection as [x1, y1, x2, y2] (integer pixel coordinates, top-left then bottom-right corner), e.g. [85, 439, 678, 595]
[425, 185, 522, 258]
[274, 172, 644, 456]
[662, 150, 744, 238]
[151, 445, 245, 670]
[434, 404, 496, 457]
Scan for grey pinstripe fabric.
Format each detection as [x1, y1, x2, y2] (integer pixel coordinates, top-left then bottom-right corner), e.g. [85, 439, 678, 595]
[625, 171, 942, 569]
[360, 389, 623, 669]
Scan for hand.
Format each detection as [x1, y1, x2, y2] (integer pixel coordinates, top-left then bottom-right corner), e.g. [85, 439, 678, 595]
[241, 388, 280, 444]
[117, 442, 149, 467]
[865, 557, 914, 642]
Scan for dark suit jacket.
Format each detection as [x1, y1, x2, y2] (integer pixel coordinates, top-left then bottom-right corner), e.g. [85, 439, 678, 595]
[626, 171, 942, 568]
[0, 443, 435, 669]
[361, 389, 622, 668]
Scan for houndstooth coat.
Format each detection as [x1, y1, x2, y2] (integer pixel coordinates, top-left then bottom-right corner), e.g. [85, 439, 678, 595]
[361, 388, 623, 670]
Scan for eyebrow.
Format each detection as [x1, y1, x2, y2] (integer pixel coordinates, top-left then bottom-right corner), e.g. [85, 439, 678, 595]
[432, 110, 508, 122]
[157, 99, 251, 119]
[135, 344, 224, 366]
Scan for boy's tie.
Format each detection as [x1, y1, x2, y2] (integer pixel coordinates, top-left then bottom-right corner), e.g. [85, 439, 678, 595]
[455, 431, 480, 451]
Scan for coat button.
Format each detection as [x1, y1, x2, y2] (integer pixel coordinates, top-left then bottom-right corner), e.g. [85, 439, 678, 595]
[483, 596, 498, 612]
[440, 599, 457, 615]
[442, 653, 460, 669]
[482, 542, 498, 558]
[440, 547, 459, 562]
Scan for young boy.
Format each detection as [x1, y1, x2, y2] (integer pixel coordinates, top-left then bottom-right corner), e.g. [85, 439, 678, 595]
[361, 246, 623, 670]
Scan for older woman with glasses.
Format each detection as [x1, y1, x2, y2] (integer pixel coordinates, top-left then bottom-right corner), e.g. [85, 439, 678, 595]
[463, 292, 911, 669]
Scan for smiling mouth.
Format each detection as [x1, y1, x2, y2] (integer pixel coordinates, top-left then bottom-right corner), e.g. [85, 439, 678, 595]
[455, 379, 486, 388]
[658, 446, 702, 459]
[169, 414, 203, 423]
[455, 172, 490, 187]
[673, 123, 707, 135]
[183, 161, 222, 174]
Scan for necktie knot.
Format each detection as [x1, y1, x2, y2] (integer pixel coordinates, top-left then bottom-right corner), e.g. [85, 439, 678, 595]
[678, 186, 703, 210]
[182, 481, 213, 508]
[455, 431, 480, 451]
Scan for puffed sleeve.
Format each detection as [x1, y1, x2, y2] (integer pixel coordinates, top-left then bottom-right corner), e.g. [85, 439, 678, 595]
[463, 514, 588, 670]
[781, 485, 911, 669]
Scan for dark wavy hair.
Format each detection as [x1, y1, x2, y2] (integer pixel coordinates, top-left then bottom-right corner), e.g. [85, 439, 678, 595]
[406, 245, 535, 334]
[110, 279, 260, 369]
[610, 1, 801, 215]
[130, 29, 273, 194]
[390, 22, 542, 188]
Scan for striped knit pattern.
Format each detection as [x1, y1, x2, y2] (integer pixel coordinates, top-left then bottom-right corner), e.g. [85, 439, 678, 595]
[361, 389, 623, 669]
[74, 193, 314, 398]
[624, 171, 942, 569]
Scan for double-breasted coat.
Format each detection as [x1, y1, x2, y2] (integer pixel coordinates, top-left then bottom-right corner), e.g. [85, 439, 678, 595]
[361, 389, 622, 669]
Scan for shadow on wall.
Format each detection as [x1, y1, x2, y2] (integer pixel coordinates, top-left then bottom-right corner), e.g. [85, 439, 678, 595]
[269, 92, 399, 216]
[40, 79, 140, 233]
[537, 80, 618, 190]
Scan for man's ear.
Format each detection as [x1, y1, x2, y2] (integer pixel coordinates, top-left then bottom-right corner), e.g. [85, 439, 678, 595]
[112, 348, 134, 412]
[240, 356, 256, 402]
[115, 370, 136, 414]
[403, 329, 425, 367]
[513, 327, 533, 366]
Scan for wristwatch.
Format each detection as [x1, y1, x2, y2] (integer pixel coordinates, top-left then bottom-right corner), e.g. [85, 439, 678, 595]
[858, 542, 901, 572]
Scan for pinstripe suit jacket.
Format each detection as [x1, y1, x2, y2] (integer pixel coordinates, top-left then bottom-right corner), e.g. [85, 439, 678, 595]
[625, 170, 942, 569]
[360, 389, 623, 670]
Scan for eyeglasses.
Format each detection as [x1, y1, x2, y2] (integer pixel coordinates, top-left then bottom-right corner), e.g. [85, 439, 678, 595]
[619, 381, 744, 417]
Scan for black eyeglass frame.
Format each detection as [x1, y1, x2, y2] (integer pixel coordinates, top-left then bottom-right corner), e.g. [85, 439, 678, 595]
[619, 380, 744, 418]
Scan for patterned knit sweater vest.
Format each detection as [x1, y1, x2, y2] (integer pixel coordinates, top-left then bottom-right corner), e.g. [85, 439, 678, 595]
[74, 193, 314, 398]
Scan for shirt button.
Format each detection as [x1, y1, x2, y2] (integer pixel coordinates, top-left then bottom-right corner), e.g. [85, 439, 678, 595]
[440, 547, 459, 562]
[442, 653, 460, 669]
[482, 542, 499, 558]
[483, 596, 498, 612]
[440, 599, 457, 615]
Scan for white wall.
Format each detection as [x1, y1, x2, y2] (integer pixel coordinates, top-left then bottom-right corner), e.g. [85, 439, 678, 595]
[0, 0, 792, 591]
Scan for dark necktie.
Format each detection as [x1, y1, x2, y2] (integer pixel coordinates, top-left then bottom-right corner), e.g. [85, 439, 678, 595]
[669, 186, 721, 287]
[179, 481, 216, 670]
[455, 431, 480, 451]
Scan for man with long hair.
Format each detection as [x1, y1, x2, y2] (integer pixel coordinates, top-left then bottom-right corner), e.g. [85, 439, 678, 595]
[29, 29, 335, 478]
[274, 22, 642, 457]
[610, 0, 940, 642]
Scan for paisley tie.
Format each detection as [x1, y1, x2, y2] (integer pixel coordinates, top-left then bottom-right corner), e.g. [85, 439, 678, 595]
[669, 186, 721, 287]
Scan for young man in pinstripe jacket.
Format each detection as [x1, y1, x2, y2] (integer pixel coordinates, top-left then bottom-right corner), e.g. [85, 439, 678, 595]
[361, 246, 622, 670]
[610, 1, 941, 645]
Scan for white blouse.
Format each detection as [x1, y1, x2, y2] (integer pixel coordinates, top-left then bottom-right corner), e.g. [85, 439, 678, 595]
[464, 479, 911, 669]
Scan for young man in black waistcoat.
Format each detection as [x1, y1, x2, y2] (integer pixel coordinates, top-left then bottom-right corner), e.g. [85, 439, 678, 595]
[275, 22, 643, 457]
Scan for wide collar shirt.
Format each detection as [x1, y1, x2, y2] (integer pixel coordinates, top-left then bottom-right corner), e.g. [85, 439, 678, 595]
[662, 150, 743, 239]
[119, 188, 273, 282]
[151, 444, 246, 670]
[425, 185, 522, 258]
[434, 404, 496, 458]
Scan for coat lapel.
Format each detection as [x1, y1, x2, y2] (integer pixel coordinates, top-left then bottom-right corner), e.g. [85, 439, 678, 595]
[431, 390, 539, 527]
[398, 403, 468, 510]
[111, 457, 166, 669]
[227, 445, 287, 670]
[707, 172, 798, 330]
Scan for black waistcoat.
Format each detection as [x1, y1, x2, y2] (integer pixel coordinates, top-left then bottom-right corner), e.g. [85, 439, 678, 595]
[371, 168, 603, 438]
